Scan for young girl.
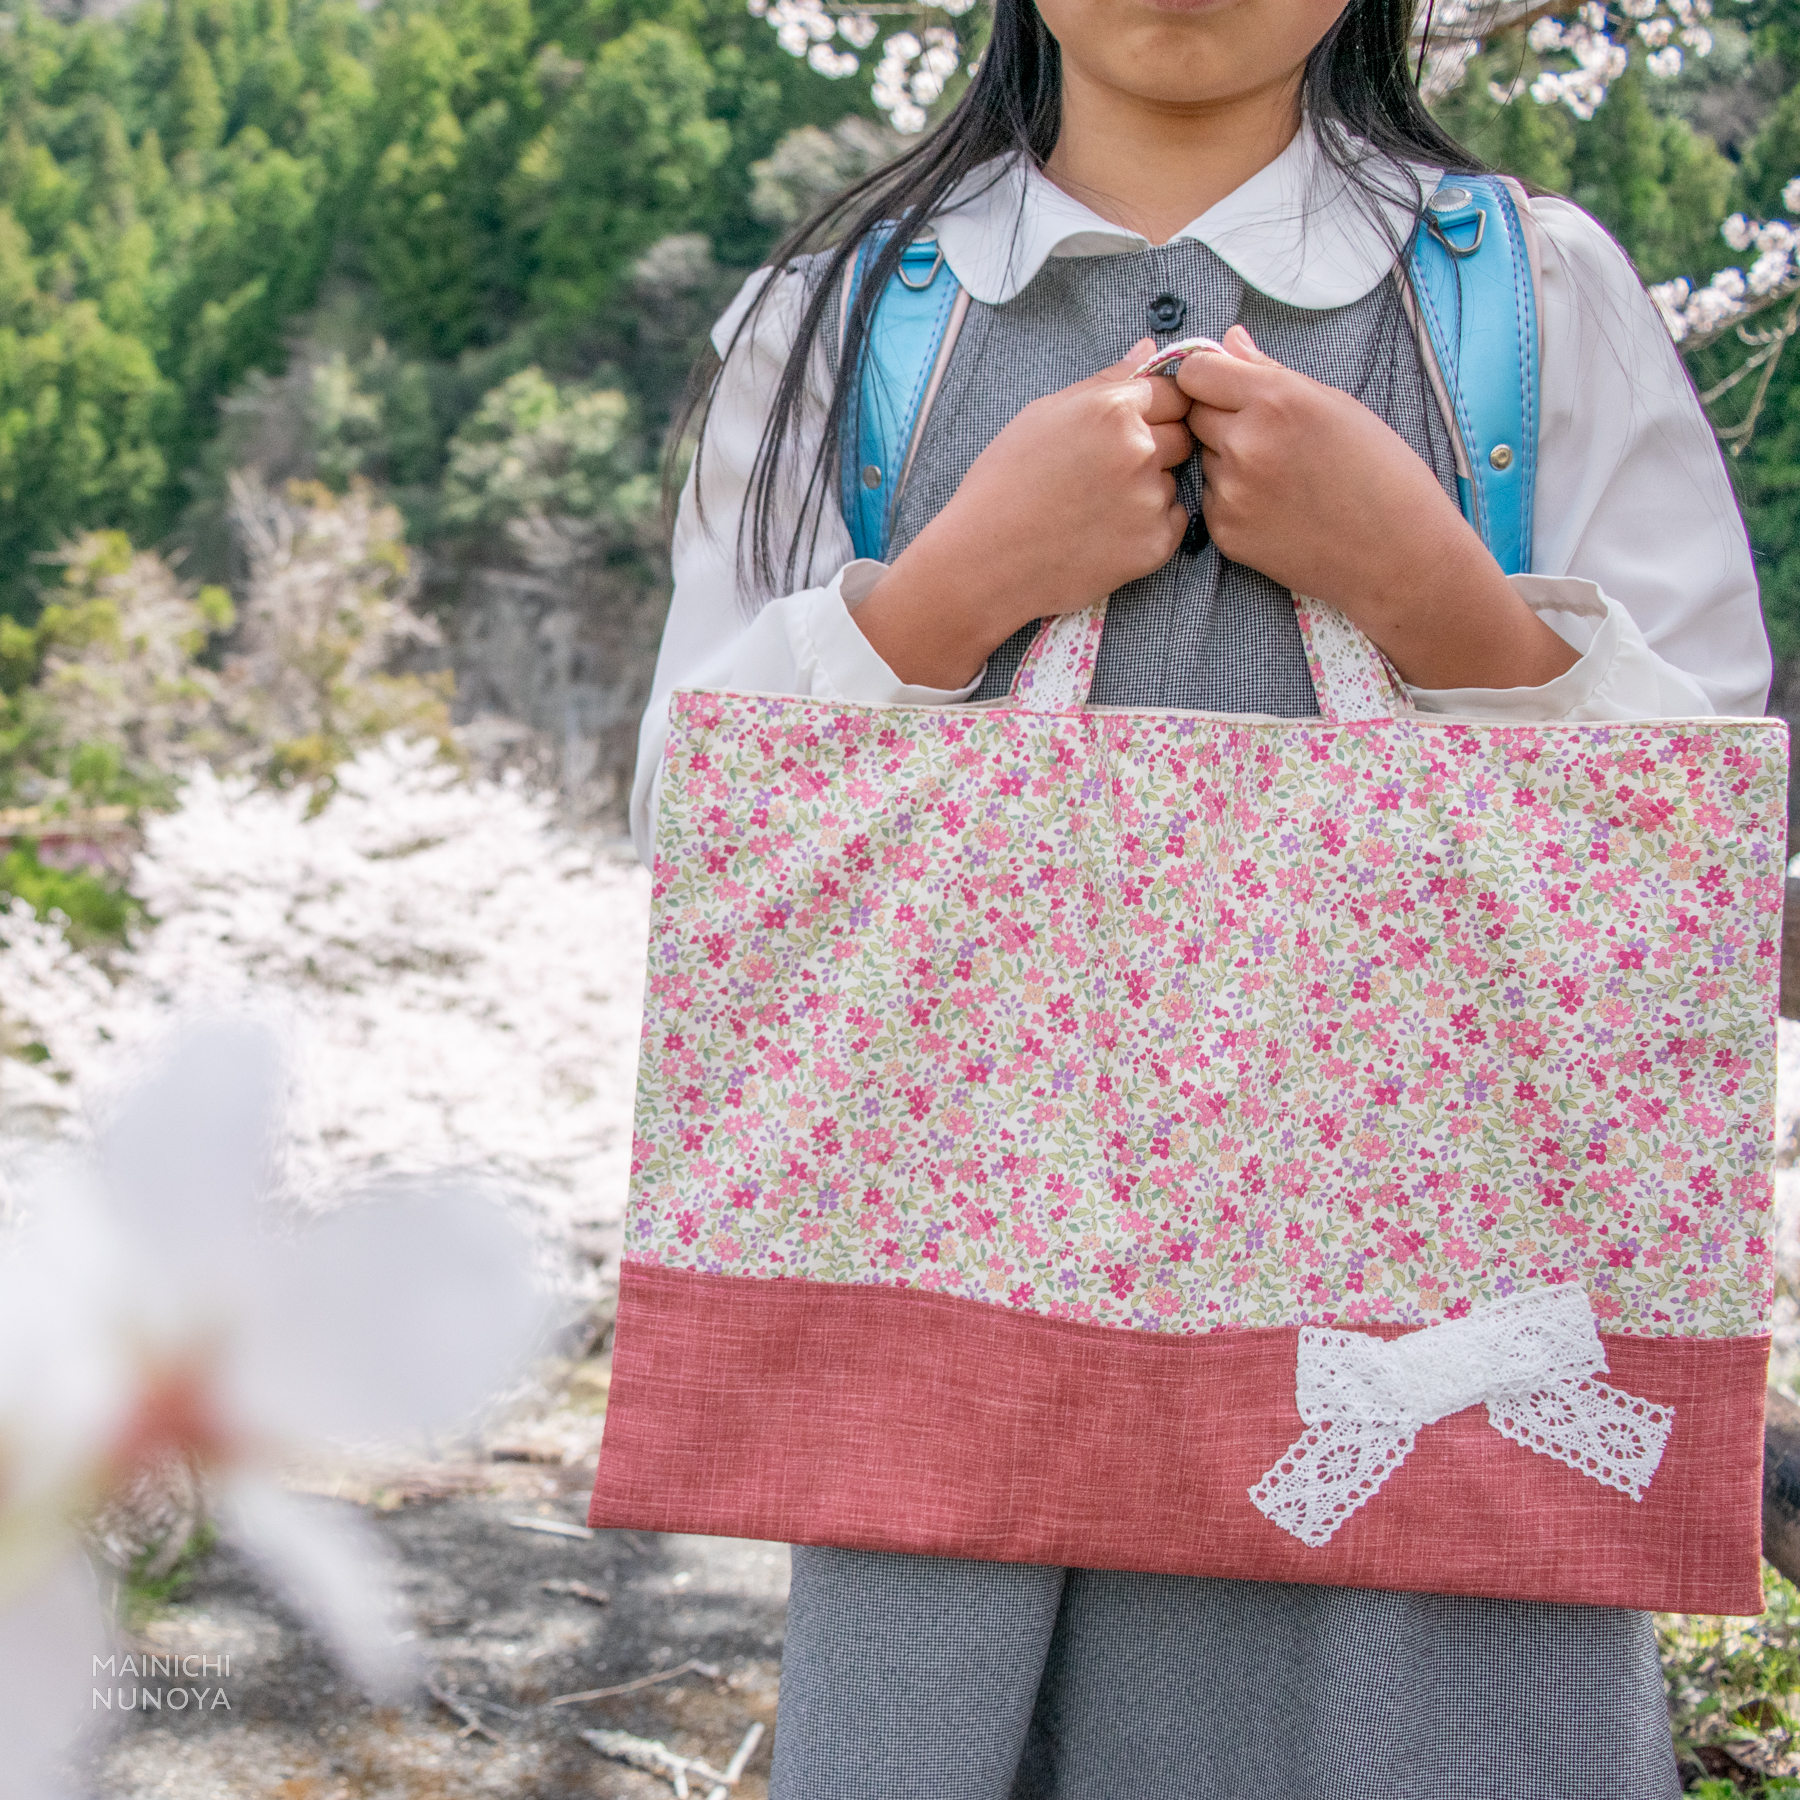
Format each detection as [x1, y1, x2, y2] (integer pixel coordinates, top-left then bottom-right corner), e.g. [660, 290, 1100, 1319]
[632, 1, 1771, 1794]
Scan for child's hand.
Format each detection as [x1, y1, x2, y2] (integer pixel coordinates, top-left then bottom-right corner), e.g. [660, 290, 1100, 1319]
[1177, 325, 1577, 691]
[1177, 324, 1479, 613]
[853, 338, 1193, 690]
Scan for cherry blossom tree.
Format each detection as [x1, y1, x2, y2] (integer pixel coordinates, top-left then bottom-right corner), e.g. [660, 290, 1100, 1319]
[745, 0, 978, 134]
[1416, 0, 1718, 113]
[740, 0, 1722, 134]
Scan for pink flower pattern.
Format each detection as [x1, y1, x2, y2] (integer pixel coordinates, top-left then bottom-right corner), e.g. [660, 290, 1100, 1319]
[629, 690, 1787, 1340]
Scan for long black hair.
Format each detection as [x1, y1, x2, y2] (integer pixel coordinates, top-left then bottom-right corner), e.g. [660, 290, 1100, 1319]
[691, 0, 1483, 604]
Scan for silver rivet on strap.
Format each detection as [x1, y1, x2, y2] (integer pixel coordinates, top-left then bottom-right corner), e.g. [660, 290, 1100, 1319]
[1489, 443, 1514, 471]
[861, 464, 882, 490]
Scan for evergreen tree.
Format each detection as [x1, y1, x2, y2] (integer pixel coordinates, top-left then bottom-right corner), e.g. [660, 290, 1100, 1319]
[524, 21, 727, 331]
[163, 0, 227, 160]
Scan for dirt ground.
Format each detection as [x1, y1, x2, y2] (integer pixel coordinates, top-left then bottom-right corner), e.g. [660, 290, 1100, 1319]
[76, 1359, 792, 1800]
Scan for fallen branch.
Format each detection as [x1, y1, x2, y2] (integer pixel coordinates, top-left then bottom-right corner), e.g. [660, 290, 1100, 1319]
[548, 1657, 721, 1707]
[539, 1578, 610, 1606]
[704, 1723, 766, 1800]
[426, 1676, 500, 1743]
[581, 1722, 761, 1799]
[582, 1729, 704, 1797]
[505, 1514, 594, 1541]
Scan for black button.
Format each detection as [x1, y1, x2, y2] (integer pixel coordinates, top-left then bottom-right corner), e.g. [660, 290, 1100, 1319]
[1148, 293, 1186, 333]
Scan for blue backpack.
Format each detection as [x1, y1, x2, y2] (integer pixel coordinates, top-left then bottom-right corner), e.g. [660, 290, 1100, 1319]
[838, 175, 1538, 578]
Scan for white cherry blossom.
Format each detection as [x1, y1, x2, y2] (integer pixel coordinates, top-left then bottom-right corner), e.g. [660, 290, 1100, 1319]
[808, 42, 859, 78]
[1651, 197, 1800, 347]
[747, 1, 975, 134]
[1422, 0, 1712, 112]
[0, 1024, 554, 1796]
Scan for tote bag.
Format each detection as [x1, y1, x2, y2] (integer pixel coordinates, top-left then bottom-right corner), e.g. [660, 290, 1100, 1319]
[589, 596, 1787, 1614]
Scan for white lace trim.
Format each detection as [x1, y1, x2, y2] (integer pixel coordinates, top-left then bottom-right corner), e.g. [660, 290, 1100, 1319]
[1006, 598, 1409, 722]
[1012, 605, 1106, 712]
[1248, 1287, 1674, 1549]
[1487, 1381, 1673, 1503]
[1293, 597, 1411, 723]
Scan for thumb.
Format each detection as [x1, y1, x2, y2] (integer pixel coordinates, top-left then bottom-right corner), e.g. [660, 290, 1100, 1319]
[1091, 337, 1159, 383]
[1222, 323, 1275, 365]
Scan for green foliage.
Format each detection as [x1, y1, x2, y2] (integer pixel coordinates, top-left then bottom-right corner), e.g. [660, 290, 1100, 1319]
[1661, 1563, 1800, 1781]
[1563, 69, 1735, 282]
[0, 841, 137, 944]
[0, 302, 171, 597]
[439, 365, 650, 529]
[0, 0, 860, 615]
[1742, 82, 1800, 225]
[120, 1519, 218, 1630]
[1692, 89, 1800, 664]
[523, 22, 728, 332]
[1727, 322, 1800, 662]
[357, 0, 538, 358]
[0, 0, 367, 609]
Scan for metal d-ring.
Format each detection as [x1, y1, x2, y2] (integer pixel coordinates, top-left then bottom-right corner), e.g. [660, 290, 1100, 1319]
[896, 240, 945, 290]
[1427, 207, 1486, 259]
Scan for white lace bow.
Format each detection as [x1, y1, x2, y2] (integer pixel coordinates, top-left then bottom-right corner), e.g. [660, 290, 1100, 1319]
[1249, 1287, 1674, 1549]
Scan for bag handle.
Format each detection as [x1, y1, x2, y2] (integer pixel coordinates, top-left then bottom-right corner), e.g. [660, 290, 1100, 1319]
[1007, 598, 1411, 723]
[1006, 339, 1410, 724]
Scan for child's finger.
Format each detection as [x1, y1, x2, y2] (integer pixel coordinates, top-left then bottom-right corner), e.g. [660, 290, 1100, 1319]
[1224, 322, 1281, 363]
[1134, 376, 1193, 424]
[1175, 350, 1261, 408]
[1185, 401, 1239, 449]
[1221, 323, 1276, 364]
[1092, 338, 1159, 383]
[1148, 420, 1195, 468]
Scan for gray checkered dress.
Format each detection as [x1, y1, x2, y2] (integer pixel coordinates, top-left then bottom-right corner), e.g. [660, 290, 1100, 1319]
[771, 239, 1682, 1800]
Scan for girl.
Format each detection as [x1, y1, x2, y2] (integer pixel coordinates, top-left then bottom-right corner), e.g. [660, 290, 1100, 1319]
[633, 1, 1771, 1794]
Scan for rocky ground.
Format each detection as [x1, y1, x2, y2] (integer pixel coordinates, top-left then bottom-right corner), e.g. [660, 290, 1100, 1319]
[75, 1357, 791, 1800]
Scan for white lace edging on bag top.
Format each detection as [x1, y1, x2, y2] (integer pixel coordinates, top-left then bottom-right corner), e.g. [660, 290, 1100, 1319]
[1011, 605, 1107, 712]
[1293, 597, 1411, 722]
[1011, 597, 1407, 722]
[1248, 1287, 1673, 1549]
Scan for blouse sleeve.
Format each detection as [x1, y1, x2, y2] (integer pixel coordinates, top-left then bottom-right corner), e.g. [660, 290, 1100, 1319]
[629, 266, 979, 865]
[1405, 193, 1772, 725]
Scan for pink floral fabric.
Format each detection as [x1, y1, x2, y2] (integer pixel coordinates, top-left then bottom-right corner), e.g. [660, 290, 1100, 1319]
[630, 691, 1786, 1340]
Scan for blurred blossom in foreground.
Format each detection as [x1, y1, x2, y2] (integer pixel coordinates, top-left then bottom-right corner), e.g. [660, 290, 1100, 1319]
[0, 1023, 553, 1798]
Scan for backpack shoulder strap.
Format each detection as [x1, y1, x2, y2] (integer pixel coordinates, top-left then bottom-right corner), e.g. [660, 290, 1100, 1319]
[839, 231, 967, 564]
[1407, 174, 1539, 576]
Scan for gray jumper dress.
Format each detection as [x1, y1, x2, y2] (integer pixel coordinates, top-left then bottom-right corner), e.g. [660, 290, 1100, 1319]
[770, 237, 1681, 1800]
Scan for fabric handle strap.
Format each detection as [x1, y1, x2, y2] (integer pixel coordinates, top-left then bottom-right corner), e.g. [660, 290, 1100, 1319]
[1008, 598, 1410, 723]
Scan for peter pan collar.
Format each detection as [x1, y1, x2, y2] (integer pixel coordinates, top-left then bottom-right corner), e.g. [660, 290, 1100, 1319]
[931, 127, 1439, 313]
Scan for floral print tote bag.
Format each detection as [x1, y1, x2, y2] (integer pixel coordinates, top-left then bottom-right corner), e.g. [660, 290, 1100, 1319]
[589, 597, 1788, 1614]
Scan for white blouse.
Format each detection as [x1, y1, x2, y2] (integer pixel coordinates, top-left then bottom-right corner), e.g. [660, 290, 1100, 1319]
[630, 129, 1770, 864]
